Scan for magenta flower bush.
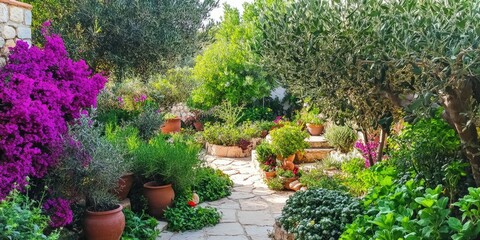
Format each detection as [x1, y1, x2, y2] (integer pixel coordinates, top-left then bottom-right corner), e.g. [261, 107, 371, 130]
[354, 140, 379, 168]
[0, 24, 107, 199]
[42, 197, 73, 228]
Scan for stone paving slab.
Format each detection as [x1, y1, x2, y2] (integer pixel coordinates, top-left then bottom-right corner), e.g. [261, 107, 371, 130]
[157, 153, 294, 240]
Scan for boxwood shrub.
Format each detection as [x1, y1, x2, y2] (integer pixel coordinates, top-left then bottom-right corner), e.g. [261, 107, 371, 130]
[279, 188, 363, 239]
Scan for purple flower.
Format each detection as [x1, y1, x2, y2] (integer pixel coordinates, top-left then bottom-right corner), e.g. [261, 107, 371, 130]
[117, 96, 124, 104]
[42, 197, 73, 228]
[354, 140, 379, 168]
[0, 23, 106, 199]
[274, 116, 284, 124]
[140, 94, 147, 102]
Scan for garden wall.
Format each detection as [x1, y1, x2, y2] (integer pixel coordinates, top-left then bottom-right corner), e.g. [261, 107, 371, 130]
[0, 0, 32, 66]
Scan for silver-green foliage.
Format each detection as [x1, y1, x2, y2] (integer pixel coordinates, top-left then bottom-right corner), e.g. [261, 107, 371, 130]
[324, 125, 357, 153]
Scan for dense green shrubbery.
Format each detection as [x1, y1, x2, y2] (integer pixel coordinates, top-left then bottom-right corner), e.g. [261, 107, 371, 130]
[324, 125, 357, 153]
[270, 124, 309, 157]
[299, 165, 347, 191]
[122, 209, 159, 240]
[280, 188, 363, 240]
[193, 167, 233, 202]
[390, 115, 462, 187]
[201, 122, 259, 146]
[164, 197, 221, 232]
[341, 180, 480, 240]
[130, 108, 164, 140]
[0, 190, 59, 240]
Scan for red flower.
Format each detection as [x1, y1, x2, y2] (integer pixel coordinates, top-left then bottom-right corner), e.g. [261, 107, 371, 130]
[187, 201, 196, 207]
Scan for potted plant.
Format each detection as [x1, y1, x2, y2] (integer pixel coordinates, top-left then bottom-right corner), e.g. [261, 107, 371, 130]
[133, 135, 200, 218]
[262, 164, 277, 179]
[161, 113, 181, 134]
[49, 113, 128, 240]
[277, 167, 301, 190]
[270, 124, 309, 161]
[301, 108, 325, 136]
[184, 110, 204, 131]
[258, 120, 276, 138]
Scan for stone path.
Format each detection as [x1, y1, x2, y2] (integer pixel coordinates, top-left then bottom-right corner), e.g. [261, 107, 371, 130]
[157, 154, 293, 240]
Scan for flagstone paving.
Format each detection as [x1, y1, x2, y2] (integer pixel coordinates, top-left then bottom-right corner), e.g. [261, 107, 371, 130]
[156, 154, 294, 240]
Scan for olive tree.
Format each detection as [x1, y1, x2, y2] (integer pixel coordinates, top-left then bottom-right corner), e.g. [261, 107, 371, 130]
[257, 0, 480, 183]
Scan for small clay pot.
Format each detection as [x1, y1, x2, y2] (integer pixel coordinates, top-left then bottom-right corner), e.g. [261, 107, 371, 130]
[113, 172, 134, 200]
[306, 123, 324, 136]
[282, 161, 295, 171]
[193, 121, 203, 131]
[143, 182, 175, 218]
[264, 171, 276, 179]
[161, 118, 181, 134]
[284, 154, 295, 162]
[84, 205, 125, 240]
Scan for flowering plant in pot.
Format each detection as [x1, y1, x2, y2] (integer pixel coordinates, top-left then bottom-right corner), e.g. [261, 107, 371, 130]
[133, 135, 200, 218]
[49, 113, 129, 240]
[301, 107, 325, 136]
[270, 124, 309, 161]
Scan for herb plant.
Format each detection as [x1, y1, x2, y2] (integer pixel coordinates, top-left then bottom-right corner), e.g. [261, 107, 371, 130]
[122, 209, 159, 240]
[270, 124, 309, 158]
[164, 197, 221, 232]
[193, 167, 233, 202]
[324, 125, 357, 153]
[279, 188, 363, 240]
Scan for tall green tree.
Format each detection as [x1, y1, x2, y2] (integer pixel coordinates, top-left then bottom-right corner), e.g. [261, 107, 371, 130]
[190, 4, 273, 109]
[24, 0, 218, 80]
[257, 0, 480, 183]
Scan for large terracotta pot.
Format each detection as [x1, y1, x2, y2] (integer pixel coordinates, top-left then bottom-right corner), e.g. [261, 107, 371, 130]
[143, 182, 175, 218]
[113, 172, 134, 200]
[161, 118, 181, 134]
[306, 123, 324, 136]
[84, 205, 125, 240]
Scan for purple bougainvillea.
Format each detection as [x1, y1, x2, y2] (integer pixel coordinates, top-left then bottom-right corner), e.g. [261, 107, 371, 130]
[42, 197, 73, 228]
[0, 23, 107, 199]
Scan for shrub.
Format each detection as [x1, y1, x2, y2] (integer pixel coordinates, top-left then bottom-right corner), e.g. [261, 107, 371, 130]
[122, 209, 159, 240]
[389, 115, 461, 187]
[48, 113, 128, 211]
[148, 68, 198, 109]
[256, 141, 276, 165]
[130, 108, 164, 140]
[299, 163, 346, 191]
[201, 122, 259, 146]
[341, 181, 480, 240]
[0, 26, 106, 199]
[193, 167, 233, 202]
[270, 124, 309, 158]
[324, 125, 357, 153]
[0, 190, 59, 239]
[133, 136, 200, 195]
[266, 177, 284, 190]
[279, 188, 363, 240]
[164, 197, 221, 232]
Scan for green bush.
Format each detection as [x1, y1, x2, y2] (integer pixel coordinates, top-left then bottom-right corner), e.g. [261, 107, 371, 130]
[324, 125, 357, 153]
[133, 136, 200, 195]
[164, 197, 221, 232]
[389, 115, 462, 188]
[148, 68, 198, 109]
[193, 167, 233, 202]
[0, 190, 59, 240]
[341, 181, 480, 240]
[279, 188, 363, 240]
[255, 141, 275, 165]
[201, 122, 259, 146]
[130, 108, 164, 140]
[299, 164, 346, 191]
[270, 124, 309, 158]
[122, 209, 159, 240]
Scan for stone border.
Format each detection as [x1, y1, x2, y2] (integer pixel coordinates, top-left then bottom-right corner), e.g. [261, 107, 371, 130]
[0, 0, 32, 10]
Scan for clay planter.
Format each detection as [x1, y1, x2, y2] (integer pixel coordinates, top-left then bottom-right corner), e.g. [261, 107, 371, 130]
[281, 177, 299, 190]
[113, 172, 134, 200]
[84, 205, 125, 240]
[284, 154, 295, 162]
[306, 123, 324, 136]
[282, 161, 295, 171]
[143, 182, 175, 218]
[161, 118, 181, 134]
[206, 142, 252, 158]
[193, 121, 203, 131]
[264, 171, 276, 179]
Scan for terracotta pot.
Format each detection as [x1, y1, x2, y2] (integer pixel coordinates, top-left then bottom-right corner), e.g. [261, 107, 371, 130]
[84, 205, 125, 240]
[161, 118, 181, 134]
[282, 161, 295, 171]
[284, 154, 295, 162]
[264, 171, 276, 179]
[281, 177, 299, 190]
[260, 130, 268, 138]
[306, 123, 324, 136]
[113, 172, 134, 200]
[295, 151, 305, 162]
[143, 182, 175, 218]
[193, 121, 203, 131]
[206, 143, 252, 158]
